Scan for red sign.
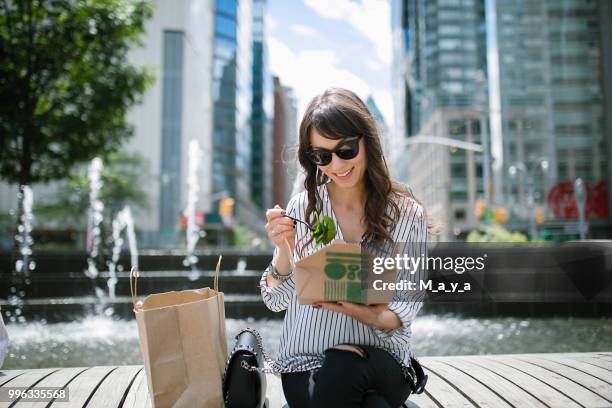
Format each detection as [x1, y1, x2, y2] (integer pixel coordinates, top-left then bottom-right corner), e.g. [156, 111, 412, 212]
[179, 210, 206, 228]
[547, 180, 609, 219]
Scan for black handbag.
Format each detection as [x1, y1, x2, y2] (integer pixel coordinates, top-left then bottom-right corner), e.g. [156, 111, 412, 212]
[223, 328, 269, 408]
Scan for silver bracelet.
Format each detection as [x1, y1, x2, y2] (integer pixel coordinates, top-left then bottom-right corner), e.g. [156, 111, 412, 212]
[266, 262, 292, 282]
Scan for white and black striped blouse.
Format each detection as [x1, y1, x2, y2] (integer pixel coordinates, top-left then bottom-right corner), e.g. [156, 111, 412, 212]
[260, 182, 428, 374]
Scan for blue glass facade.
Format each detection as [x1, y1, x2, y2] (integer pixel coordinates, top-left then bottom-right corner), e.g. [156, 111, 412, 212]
[213, 1, 237, 197]
[250, 0, 273, 209]
[213, 0, 252, 204]
[159, 30, 184, 238]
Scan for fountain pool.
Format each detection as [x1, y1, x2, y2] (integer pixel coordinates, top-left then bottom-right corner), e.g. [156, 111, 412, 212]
[3, 314, 611, 370]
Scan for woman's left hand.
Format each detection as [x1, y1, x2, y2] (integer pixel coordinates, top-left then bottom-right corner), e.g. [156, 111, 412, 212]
[314, 301, 389, 328]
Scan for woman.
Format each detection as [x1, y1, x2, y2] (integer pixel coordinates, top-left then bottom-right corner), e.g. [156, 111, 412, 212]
[261, 88, 429, 408]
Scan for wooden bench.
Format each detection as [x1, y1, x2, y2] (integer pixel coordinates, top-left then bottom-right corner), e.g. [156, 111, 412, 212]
[1, 352, 611, 407]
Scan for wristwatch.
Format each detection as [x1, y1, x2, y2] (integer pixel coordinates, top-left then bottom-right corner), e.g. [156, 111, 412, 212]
[266, 261, 292, 282]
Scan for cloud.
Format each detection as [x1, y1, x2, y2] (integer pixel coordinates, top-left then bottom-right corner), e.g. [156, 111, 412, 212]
[268, 36, 371, 121]
[371, 90, 394, 131]
[290, 23, 319, 38]
[302, 0, 391, 65]
[366, 59, 383, 72]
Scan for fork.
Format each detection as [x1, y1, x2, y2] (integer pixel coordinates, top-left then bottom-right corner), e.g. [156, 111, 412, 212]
[281, 211, 313, 231]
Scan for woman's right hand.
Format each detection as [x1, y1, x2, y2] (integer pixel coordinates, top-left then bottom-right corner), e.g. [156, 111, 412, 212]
[265, 204, 296, 252]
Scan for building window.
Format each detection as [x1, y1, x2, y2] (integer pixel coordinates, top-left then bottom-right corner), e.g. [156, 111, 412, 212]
[215, 14, 237, 39]
[217, 0, 236, 16]
[451, 191, 468, 201]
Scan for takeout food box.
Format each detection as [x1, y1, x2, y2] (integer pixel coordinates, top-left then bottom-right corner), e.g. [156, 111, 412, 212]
[294, 241, 395, 304]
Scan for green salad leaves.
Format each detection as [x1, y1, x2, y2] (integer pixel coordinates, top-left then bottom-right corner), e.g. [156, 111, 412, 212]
[312, 213, 337, 245]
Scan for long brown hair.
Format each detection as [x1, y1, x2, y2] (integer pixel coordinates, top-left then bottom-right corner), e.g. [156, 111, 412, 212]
[297, 88, 429, 252]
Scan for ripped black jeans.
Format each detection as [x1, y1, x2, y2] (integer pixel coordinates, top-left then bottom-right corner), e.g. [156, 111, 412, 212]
[281, 345, 412, 408]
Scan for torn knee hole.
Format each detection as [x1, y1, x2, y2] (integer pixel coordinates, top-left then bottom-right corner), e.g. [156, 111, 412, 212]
[332, 344, 366, 358]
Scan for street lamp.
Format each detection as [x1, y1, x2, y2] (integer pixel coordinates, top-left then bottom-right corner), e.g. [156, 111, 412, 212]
[508, 158, 549, 240]
[573, 178, 588, 240]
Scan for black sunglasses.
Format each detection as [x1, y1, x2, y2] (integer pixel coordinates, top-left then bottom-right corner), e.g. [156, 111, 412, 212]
[306, 137, 361, 166]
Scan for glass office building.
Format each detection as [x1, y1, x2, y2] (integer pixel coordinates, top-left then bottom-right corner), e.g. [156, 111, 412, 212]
[159, 31, 185, 239]
[495, 0, 609, 230]
[250, 0, 273, 209]
[392, 0, 488, 239]
[393, 0, 611, 239]
[212, 0, 252, 201]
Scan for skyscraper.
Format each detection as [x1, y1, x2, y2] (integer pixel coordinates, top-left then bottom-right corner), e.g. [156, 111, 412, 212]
[272, 77, 298, 207]
[212, 0, 251, 198]
[392, 0, 488, 240]
[212, 0, 265, 234]
[250, 0, 274, 210]
[492, 0, 610, 236]
[393, 0, 611, 240]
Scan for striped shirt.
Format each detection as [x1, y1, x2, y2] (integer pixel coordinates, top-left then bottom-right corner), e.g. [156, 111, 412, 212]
[260, 182, 428, 374]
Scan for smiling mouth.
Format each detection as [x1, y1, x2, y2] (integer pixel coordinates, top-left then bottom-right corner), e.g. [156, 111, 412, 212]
[335, 167, 354, 178]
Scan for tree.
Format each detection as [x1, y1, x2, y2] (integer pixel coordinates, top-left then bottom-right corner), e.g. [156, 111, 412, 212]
[0, 0, 153, 186]
[36, 151, 151, 231]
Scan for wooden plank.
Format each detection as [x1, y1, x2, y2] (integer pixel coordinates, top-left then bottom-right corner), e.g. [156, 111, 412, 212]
[571, 356, 612, 372]
[493, 355, 611, 407]
[0, 372, 25, 388]
[513, 355, 612, 403]
[0, 369, 58, 390]
[86, 366, 142, 408]
[418, 362, 474, 407]
[49, 366, 117, 408]
[124, 369, 284, 408]
[16, 367, 88, 408]
[592, 354, 612, 363]
[444, 357, 545, 408]
[404, 391, 441, 408]
[467, 356, 581, 407]
[121, 369, 150, 408]
[541, 355, 612, 385]
[424, 359, 512, 408]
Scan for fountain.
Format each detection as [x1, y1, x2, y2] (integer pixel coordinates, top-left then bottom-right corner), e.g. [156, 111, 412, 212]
[106, 206, 138, 299]
[183, 139, 204, 281]
[85, 157, 104, 280]
[14, 185, 35, 276]
[8, 185, 35, 323]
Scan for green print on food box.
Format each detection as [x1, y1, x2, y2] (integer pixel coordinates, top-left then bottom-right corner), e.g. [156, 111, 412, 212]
[323, 251, 367, 302]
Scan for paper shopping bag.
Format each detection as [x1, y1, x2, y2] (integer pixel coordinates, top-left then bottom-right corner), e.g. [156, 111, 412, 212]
[294, 241, 395, 305]
[131, 256, 227, 408]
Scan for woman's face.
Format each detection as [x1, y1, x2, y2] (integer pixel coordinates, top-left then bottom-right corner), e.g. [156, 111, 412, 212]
[310, 129, 367, 189]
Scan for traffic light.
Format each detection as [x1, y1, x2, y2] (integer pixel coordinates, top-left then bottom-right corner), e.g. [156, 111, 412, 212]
[535, 206, 545, 225]
[219, 197, 235, 217]
[493, 207, 508, 224]
[219, 197, 235, 227]
[474, 198, 485, 219]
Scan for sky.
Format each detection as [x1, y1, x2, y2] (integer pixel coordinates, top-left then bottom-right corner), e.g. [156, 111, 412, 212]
[266, 0, 394, 131]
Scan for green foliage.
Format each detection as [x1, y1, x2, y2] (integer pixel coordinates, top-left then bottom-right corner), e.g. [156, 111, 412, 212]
[36, 151, 150, 228]
[466, 225, 528, 243]
[0, 0, 154, 185]
[231, 224, 255, 248]
[312, 213, 337, 245]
